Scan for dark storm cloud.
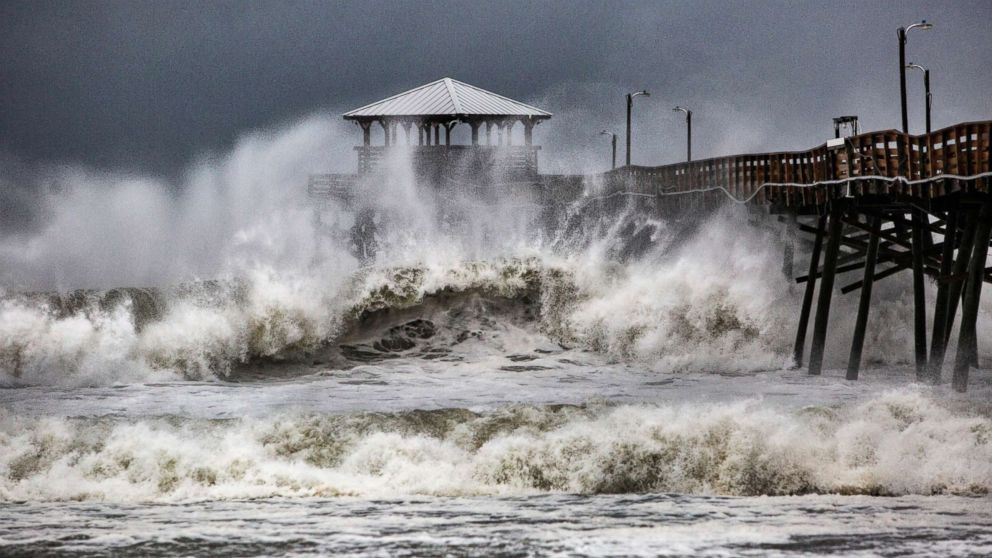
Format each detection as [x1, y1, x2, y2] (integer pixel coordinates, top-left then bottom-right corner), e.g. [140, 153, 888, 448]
[1, 0, 991, 176]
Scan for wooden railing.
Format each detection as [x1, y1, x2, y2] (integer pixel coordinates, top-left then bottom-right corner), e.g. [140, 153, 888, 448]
[355, 145, 540, 181]
[596, 120, 991, 208]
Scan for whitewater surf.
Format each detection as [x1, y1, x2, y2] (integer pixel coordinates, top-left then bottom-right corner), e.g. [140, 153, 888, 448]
[2, 98, 992, 556]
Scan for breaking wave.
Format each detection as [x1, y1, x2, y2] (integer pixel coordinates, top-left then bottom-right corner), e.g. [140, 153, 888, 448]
[2, 389, 989, 502]
[3, 208, 988, 386]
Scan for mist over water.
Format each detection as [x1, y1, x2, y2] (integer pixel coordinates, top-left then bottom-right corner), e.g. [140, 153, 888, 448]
[2, 112, 991, 556]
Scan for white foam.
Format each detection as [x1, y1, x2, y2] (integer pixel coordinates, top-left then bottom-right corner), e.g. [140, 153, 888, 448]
[1, 388, 989, 502]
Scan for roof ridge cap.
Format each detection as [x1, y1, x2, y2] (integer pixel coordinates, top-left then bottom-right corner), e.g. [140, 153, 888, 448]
[443, 78, 463, 114]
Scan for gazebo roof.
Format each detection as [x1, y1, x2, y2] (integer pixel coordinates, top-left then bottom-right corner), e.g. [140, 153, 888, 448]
[343, 78, 551, 120]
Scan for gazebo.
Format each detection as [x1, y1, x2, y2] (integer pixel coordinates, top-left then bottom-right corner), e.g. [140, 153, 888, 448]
[343, 78, 552, 178]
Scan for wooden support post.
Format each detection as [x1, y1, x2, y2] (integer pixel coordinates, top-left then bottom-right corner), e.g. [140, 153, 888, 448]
[360, 121, 372, 146]
[952, 200, 992, 392]
[470, 121, 480, 146]
[847, 213, 882, 380]
[944, 208, 978, 346]
[782, 213, 796, 279]
[793, 214, 826, 368]
[809, 205, 845, 375]
[911, 208, 928, 380]
[927, 199, 959, 382]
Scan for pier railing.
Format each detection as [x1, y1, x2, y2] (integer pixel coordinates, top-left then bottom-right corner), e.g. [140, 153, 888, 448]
[598, 120, 991, 208]
[355, 145, 540, 181]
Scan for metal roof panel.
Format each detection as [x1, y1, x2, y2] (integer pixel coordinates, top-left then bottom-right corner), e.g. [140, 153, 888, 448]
[343, 78, 551, 118]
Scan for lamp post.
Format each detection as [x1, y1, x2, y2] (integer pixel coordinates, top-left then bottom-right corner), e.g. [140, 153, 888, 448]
[898, 21, 934, 383]
[626, 90, 649, 166]
[898, 20, 933, 134]
[600, 130, 617, 170]
[907, 62, 933, 177]
[906, 63, 932, 135]
[673, 106, 692, 162]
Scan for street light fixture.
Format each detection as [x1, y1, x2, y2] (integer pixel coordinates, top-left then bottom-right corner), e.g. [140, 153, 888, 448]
[906, 62, 932, 135]
[673, 106, 692, 162]
[898, 20, 934, 135]
[600, 130, 617, 170]
[626, 90, 649, 166]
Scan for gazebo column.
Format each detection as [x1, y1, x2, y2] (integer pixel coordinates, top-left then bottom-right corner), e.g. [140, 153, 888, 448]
[359, 121, 372, 146]
[379, 119, 390, 146]
[523, 119, 534, 146]
[401, 121, 412, 145]
[470, 121, 480, 146]
[418, 124, 424, 145]
[434, 124, 440, 145]
[445, 122, 455, 146]
[486, 121, 494, 146]
[505, 121, 514, 146]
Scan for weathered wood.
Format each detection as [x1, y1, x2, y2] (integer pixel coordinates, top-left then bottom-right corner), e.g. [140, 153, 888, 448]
[927, 199, 959, 382]
[847, 214, 882, 380]
[795, 257, 868, 283]
[944, 208, 979, 346]
[952, 201, 992, 392]
[782, 213, 797, 278]
[841, 262, 910, 294]
[793, 214, 826, 368]
[911, 208, 929, 380]
[809, 205, 845, 375]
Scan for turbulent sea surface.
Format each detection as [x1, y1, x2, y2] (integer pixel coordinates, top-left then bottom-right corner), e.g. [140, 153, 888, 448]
[2, 137, 992, 556]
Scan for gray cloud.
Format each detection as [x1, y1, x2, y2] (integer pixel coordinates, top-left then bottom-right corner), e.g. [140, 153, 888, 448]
[2, 0, 990, 176]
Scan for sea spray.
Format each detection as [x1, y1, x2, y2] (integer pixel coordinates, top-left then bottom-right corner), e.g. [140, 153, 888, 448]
[1, 389, 989, 502]
[2, 226, 989, 385]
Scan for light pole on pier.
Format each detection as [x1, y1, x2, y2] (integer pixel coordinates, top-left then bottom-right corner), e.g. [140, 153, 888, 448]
[898, 20, 934, 383]
[906, 63, 932, 136]
[898, 20, 933, 135]
[626, 90, 649, 166]
[600, 130, 617, 170]
[673, 106, 692, 162]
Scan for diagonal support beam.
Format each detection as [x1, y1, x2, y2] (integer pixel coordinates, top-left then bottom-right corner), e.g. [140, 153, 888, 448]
[847, 214, 882, 380]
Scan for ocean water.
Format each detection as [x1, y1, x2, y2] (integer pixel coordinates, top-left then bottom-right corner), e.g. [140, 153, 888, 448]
[2, 128, 991, 556]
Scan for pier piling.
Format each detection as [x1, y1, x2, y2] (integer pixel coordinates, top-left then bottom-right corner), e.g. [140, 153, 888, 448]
[809, 204, 845, 376]
[793, 214, 826, 368]
[952, 200, 992, 392]
[911, 208, 930, 380]
[847, 213, 882, 380]
[927, 198, 959, 382]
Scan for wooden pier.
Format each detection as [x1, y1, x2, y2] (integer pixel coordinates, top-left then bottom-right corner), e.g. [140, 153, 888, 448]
[565, 120, 991, 391]
[312, 82, 990, 390]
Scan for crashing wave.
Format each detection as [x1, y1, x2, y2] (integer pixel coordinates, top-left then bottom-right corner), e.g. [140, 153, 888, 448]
[1, 389, 989, 502]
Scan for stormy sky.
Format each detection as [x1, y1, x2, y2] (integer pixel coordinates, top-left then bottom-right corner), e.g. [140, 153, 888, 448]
[2, 1, 991, 177]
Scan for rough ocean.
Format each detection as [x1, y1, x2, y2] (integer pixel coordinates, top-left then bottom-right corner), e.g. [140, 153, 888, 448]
[1, 118, 991, 557]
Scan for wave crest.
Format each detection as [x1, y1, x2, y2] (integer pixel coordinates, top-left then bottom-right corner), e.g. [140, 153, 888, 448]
[2, 390, 989, 502]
